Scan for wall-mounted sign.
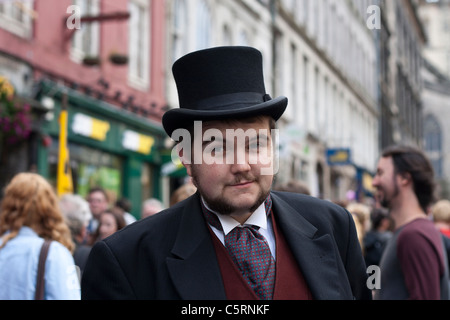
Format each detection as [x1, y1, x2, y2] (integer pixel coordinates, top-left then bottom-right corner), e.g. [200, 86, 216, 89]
[326, 148, 352, 166]
[122, 130, 155, 155]
[72, 113, 110, 141]
[363, 172, 375, 194]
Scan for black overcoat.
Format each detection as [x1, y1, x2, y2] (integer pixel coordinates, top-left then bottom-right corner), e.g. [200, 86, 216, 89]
[81, 191, 371, 300]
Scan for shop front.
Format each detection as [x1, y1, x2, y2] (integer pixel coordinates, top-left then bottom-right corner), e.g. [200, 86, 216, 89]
[36, 80, 166, 219]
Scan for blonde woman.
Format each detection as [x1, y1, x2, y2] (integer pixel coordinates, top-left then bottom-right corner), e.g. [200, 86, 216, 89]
[0, 173, 80, 299]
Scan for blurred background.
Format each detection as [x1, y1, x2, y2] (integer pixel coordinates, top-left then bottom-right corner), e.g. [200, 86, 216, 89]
[0, 0, 449, 218]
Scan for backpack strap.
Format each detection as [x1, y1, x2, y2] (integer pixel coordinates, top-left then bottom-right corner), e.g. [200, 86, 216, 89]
[35, 240, 52, 300]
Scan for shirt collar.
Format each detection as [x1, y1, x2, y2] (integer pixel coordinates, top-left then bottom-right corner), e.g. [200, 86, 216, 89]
[1, 226, 39, 240]
[201, 197, 269, 236]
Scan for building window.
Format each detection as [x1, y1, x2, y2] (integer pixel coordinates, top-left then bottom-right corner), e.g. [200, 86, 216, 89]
[222, 24, 232, 46]
[48, 140, 123, 200]
[303, 0, 309, 29]
[71, 0, 100, 63]
[238, 29, 249, 46]
[303, 55, 309, 130]
[196, 0, 211, 50]
[273, 30, 284, 101]
[172, 0, 188, 63]
[0, 0, 33, 39]
[424, 114, 443, 177]
[128, 0, 150, 90]
[289, 43, 297, 120]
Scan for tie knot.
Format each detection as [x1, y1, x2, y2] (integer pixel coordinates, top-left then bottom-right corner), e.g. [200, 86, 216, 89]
[200, 195, 273, 232]
[199, 195, 275, 300]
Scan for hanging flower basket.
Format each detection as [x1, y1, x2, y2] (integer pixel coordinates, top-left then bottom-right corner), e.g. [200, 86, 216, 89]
[109, 52, 129, 65]
[0, 76, 32, 145]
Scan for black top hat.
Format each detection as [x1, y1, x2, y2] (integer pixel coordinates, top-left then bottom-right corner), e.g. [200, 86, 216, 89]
[162, 46, 288, 137]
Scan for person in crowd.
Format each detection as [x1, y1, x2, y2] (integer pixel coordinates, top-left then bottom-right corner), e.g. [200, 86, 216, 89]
[0, 173, 80, 299]
[115, 197, 137, 225]
[82, 46, 370, 300]
[141, 198, 165, 219]
[89, 208, 127, 244]
[169, 183, 197, 206]
[431, 199, 450, 238]
[346, 202, 371, 254]
[363, 207, 393, 267]
[372, 145, 448, 300]
[86, 187, 109, 240]
[431, 199, 450, 270]
[59, 193, 92, 276]
[350, 211, 365, 255]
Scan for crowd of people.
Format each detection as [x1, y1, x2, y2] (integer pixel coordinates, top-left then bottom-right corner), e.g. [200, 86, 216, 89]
[275, 168, 450, 300]
[0, 46, 449, 300]
[0, 150, 449, 300]
[0, 173, 196, 300]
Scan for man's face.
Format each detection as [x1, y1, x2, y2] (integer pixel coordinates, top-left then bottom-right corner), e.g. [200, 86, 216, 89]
[372, 156, 400, 209]
[87, 191, 109, 219]
[184, 116, 275, 220]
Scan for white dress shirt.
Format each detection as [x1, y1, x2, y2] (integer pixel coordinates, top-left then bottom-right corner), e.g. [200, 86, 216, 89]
[201, 197, 276, 259]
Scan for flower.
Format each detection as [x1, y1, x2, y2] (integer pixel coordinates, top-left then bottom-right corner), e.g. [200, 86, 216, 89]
[0, 77, 32, 145]
[0, 76, 14, 100]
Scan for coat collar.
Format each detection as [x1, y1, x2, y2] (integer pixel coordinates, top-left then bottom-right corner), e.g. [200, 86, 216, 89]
[167, 194, 227, 299]
[167, 192, 348, 300]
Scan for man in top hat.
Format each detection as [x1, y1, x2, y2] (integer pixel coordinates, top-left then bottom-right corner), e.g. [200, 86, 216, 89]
[81, 46, 371, 300]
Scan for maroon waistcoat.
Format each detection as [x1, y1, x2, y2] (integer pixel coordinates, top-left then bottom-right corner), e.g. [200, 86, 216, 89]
[208, 213, 313, 300]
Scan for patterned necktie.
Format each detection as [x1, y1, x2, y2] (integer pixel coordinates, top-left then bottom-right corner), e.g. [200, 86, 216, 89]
[201, 197, 276, 300]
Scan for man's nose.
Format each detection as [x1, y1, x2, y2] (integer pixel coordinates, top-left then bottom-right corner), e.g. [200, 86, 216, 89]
[372, 175, 379, 187]
[230, 154, 251, 174]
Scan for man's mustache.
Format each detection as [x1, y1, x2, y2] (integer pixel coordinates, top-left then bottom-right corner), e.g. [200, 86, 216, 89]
[228, 174, 257, 186]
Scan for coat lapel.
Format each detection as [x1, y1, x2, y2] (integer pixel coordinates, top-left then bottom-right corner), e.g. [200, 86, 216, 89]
[166, 192, 351, 300]
[271, 192, 349, 300]
[166, 194, 226, 300]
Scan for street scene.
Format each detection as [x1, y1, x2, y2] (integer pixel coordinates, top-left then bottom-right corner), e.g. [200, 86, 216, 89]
[1, 0, 450, 303]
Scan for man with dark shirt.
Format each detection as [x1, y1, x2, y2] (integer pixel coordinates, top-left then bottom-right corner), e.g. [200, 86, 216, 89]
[372, 145, 449, 300]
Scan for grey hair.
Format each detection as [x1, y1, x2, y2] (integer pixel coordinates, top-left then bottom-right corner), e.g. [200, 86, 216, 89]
[59, 194, 92, 236]
[142, 198, 165, 211]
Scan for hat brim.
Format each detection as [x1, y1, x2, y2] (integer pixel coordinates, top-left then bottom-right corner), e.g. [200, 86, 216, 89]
[162, 96, 288, 137]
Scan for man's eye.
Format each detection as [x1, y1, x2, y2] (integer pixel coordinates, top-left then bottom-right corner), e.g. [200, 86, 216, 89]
[207, 143, 224, 154]
[248, 142, 260, 150]
[214, 145, 224, 153]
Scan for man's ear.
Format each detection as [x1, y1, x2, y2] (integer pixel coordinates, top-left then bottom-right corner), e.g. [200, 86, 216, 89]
[398, 172, 412, 186]
[177, 143, 193, 177]
[183, 161, 193, 177]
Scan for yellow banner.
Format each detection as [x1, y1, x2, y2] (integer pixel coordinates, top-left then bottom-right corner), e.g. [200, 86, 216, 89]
[138, 134, 155, 155]
[57, 98, 73, 196]
[122, 130, 155, 155]
[363, 172, 375, 193]
[91, 117, 110, 141]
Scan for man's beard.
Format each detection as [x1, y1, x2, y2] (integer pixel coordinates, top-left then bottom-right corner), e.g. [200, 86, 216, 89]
[379, 178, 400, 209]
[192, 172, 270, 216]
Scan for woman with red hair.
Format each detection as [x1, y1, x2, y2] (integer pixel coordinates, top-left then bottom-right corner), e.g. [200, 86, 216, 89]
[0, 173, 80, 299]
